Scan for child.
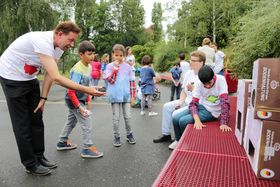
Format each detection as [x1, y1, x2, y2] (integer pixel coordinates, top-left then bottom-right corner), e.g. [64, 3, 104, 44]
[101, 53, 110, 89]
[104, 44, 136, 147]
[211, 42, 225, 76]
[56, 41, 104, 158]
[170, 62, 182, 101]
[178, 52, 190, 84]
[139, 55, 158, 116]
[91, 54, 102, 86]
[169, 65, 232, 149]
[153, 50, 205, 143]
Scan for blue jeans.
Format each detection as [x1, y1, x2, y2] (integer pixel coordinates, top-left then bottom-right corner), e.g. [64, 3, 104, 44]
[217, 69, 224, 76]
[172, 104, 216, 141]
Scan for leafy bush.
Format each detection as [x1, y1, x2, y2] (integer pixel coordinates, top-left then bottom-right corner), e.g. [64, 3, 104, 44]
[132, 42, 156, 65]
[229, 1, 280, 78]
[153, 41, 193, 72]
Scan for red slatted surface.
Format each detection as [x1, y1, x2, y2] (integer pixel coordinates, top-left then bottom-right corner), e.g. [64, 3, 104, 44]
[176, 96, 245, 157]
[176, 125, 246, 157]
[153, 97, 280, 186]
[153, 151, 280, 187]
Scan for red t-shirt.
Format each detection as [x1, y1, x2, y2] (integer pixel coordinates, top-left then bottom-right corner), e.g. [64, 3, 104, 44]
[91, 60, 101, 79]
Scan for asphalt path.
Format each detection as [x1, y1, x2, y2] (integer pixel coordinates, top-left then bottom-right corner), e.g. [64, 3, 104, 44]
[0, 81, 174, 187]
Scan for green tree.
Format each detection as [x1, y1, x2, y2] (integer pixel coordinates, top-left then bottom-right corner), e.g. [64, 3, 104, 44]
[0, 0, 60, 53]
[91, 0, 117, 54]
[151, 2, 163, 42]
[168, 0, 255, 48]
[122, 0, 145, 46]
[229, 0, 280, 78]
[75, 0, 97, 41]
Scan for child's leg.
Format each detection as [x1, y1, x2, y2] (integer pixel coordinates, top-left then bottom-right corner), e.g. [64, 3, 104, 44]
[104, 79, 108, 89]
[93, 79, 99, 86]
[172, 109, 191, 141]
[111, 103, 121, 138]
[170, 83, 175, 101]
[140, 94, 146, 111]
[122, 102, 132, 135]
[146, 94, 153, 112]
[176, 84, 182, 100]
[176, 104, 216, 139]
[58, 109, 77, 142]
[197, 104, 216, 123]
[74, 110, 93, 148]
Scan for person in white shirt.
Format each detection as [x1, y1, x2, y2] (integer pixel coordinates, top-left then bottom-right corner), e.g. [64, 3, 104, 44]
[197, 37, 215, 68]
[0, 21, 105, 176]
[125, 46, 136, 79]
[169, 65, 231, 150]
[178, 52, 190, 84]
[153, 51, 205, 143]
[211, 42, 225, 75]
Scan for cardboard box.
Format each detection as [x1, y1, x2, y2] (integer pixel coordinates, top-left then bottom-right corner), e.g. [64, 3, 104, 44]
[251, 58, 280, 121]
[244, 107, 280, 181]
[235, 79, 252, 146]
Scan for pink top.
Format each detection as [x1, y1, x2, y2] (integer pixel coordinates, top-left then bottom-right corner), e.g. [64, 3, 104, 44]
[91, 60, 101, 79]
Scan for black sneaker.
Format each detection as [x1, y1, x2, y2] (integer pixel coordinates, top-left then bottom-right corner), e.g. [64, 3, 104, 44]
[126, 133, 136, 144]
[56, 140, 77, 151]
[38, 157, 57, 169]
[153, 135, 172, 143]
[25, 164, 51, 176]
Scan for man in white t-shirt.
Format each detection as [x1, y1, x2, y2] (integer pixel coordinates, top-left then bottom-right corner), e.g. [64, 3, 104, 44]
[0, 21, 105, 176]
[170, 65, 232, 149]
[153, 51, 205, 143]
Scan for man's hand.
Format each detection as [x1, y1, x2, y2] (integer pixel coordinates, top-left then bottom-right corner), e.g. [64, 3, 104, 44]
[34, 100, 46, 113]
[219, 124, 232, 132]
[194, 121, 206, 130]
[88, 87, 106, 97]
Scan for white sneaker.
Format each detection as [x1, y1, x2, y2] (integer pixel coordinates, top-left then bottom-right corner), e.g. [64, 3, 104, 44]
[140, 111, 145, 116]
[168, 140, 178, 150]
[148, 111, 158, 116]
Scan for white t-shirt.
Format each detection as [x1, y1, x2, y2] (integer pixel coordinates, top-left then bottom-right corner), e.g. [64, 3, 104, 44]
[181, 70, 199, 105]
[180, 60, 190, 83]
[213, 50, 225, 74]
[192, 75, 228, 118]
[0, 31, 64, 81]
[126, 54, 135, 67]
[197, 45, 215, 68]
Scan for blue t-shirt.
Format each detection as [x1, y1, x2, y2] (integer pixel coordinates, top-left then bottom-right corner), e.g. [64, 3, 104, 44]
[140, 66, 156, 95]
[105, 62, 134, 103]
[170, 67, 182, 81]
[65, 61, 92, 109]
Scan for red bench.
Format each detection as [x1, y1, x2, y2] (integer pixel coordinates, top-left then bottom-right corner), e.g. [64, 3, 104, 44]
[153, 97, 280, 187]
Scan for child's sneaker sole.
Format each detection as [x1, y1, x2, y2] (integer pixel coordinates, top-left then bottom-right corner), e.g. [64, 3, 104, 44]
[56, 145, 77, 151]
[113, 143, 122, 147]
[126, 138, 136, 144]
[81, 152, 104, 158]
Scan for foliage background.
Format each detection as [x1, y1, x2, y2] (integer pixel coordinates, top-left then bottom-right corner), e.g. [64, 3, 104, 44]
[1, 0, 280, 78]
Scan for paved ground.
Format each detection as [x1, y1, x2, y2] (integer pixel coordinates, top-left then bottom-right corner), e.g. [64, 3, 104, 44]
[0, 81, 174, 187]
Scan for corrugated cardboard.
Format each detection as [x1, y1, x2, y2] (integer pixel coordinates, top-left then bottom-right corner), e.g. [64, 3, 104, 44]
[244, 107, 280, 181]
[251, 58, 280, 121]
[235, 79, 252, 146]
